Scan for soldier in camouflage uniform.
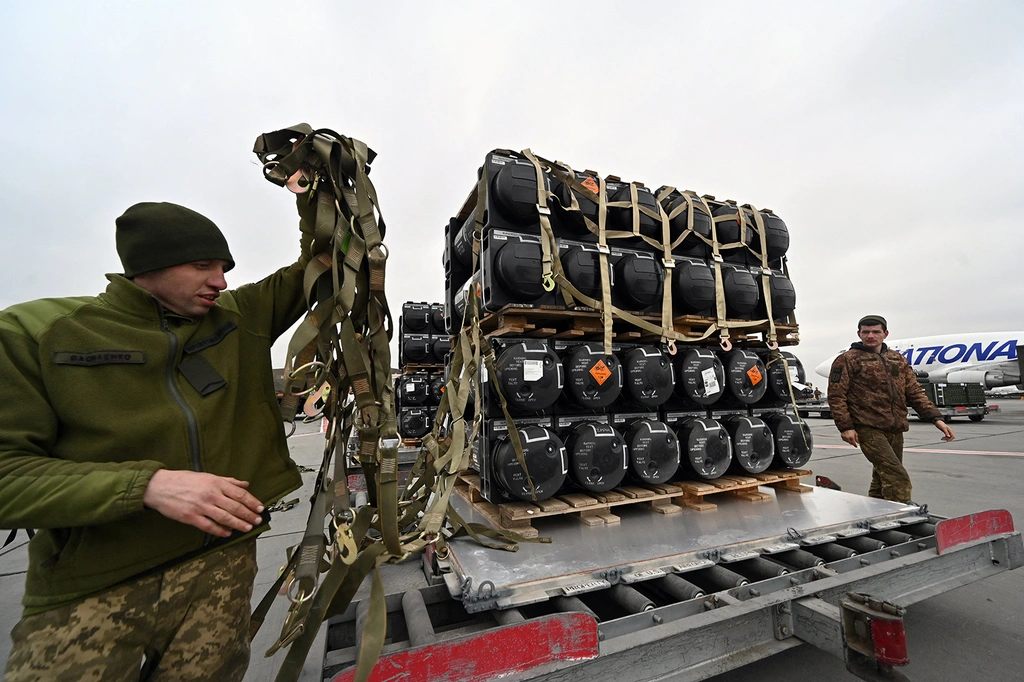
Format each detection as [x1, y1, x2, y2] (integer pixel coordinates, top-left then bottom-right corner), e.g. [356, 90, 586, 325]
[1, 197, 314, 680]
[827, 315, 955, 503]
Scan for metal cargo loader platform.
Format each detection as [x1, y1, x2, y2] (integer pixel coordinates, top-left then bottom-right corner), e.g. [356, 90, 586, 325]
[443, 486, 927, 612]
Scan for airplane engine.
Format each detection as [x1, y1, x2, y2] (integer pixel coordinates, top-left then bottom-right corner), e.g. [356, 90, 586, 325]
[945, 369, 1018, 389]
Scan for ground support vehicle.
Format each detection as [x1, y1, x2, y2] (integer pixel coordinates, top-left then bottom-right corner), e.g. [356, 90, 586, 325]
[315, 482, 1022, 682]
[793, 399, 832, 419]
[913, 382, 988, 422]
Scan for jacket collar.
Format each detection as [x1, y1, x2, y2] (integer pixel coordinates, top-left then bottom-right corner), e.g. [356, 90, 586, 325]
[100, 274, 195, 325]
[850, 341, 889, 353]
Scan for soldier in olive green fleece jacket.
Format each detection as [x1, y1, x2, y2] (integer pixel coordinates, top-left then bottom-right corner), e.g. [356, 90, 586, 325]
[828, 315, 954, 502]
[0, 199, 313, 680]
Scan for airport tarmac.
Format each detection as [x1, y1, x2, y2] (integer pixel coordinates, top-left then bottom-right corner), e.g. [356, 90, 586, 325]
[1, 400, 1022, 681]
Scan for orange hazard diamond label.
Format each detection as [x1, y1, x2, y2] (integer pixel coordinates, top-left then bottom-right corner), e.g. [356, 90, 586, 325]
[747, 365, 763, 386]
[590, 360, 612, 385]
[581, 176, 599, 194]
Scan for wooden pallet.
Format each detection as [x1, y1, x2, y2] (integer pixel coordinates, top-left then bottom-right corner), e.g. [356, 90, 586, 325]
[472, 305, 798, 347]
[401, 363, 445, 373]
[675, 468, 813, 511]
[454, 468, 813, 538]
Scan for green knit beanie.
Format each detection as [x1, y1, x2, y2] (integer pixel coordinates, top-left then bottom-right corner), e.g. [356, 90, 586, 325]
[115, 202, 235, 278]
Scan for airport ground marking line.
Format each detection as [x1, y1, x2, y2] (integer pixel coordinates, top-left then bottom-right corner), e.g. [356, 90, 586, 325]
[816, 444, 1024, 457]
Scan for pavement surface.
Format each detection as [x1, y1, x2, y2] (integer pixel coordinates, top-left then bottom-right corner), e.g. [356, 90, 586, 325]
[2, 400, 1022, 681]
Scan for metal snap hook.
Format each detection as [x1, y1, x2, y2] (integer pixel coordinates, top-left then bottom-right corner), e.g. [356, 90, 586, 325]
[542, 273, 556, 292]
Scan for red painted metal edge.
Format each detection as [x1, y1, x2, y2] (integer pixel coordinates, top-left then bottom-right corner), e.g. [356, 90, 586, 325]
[331, 612, 601, 682]
[870, 618, 909, 666]
[935, 509, 1014, 555]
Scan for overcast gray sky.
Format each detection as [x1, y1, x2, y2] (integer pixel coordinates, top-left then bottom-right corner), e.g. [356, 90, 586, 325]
[1, 1, 1021, 376]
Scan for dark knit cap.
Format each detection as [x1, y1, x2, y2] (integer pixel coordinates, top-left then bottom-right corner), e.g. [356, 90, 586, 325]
[115, 202, 235, 278]
[858, 314, 887, 330]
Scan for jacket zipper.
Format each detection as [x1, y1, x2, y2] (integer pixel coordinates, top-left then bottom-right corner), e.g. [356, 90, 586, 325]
[160, 316, 203, 473]
[160, 313, 214, 547]
[882, 353, 902, 431]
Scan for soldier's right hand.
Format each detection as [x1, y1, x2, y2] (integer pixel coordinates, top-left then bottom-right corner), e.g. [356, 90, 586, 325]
[840, 429, 860, 447]
[142, 469, 265, 537]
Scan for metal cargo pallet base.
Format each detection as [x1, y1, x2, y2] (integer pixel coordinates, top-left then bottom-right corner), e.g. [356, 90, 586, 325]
[444, 487, 929, 612]
[321, 503, 1022, 682]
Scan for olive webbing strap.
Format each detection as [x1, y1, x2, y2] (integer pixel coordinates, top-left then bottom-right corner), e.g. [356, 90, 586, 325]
[765, 351, 812, 449]
[253, 125, 400, 682]
[522, 153, 720, 353]
[748, 206, 778, 348]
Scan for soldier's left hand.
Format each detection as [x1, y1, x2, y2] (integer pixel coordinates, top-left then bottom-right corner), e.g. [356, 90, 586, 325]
[936, 420, 955, 442]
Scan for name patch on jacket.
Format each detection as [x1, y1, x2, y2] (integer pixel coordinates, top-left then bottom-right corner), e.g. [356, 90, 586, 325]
[53, 351, 146, 366]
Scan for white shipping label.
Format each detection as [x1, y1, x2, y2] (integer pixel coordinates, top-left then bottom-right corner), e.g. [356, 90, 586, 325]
[701, 367, 720, 394]
[405, 383, 415, 392]
[522, 359, 545, 382]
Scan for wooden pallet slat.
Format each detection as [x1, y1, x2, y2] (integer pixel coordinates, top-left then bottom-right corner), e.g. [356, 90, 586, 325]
[454, 468, 812, 535]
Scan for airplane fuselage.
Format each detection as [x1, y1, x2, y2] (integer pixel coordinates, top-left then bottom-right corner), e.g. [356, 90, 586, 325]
[815, 332, 1023, 389]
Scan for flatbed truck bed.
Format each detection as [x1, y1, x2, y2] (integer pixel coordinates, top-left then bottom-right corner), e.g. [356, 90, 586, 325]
[317, 483, 1023, 682]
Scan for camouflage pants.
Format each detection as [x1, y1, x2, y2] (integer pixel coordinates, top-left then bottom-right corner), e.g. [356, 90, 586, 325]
[3, 539, 257, 682]
[858, 426, 911, 503]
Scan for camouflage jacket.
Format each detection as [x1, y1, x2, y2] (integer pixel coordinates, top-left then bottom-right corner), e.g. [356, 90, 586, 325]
[827, 342, 942, 433]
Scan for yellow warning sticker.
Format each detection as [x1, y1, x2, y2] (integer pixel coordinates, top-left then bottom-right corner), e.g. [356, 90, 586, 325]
[747, 365, 763, 386]
[590, 360, 612, 385]
[581, 176, 599, 194]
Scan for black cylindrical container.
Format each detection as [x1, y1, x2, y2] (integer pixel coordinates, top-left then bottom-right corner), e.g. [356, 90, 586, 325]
[764, 412, 814, 469]
[672, 259, 716, 315]
[722, 350, 768, 405]
[430, 304, 447, 334]
[663, 194, 712, 258]
[614, 254, 663, 310]
[399, 407, 432, 439]
[625, 419, 679, 485]
[560, 245, 608, 300]
[401, 335, 432, 366]
[451, 215, 476, 268]
[720, 265, 759, 318]
[431, 336, 452, 365]
[562, 344, 623, 410]
[493, 239, 547, 303]
[676, 417, 732, 479]
[397, 374, 430, 406]
[492, 425, 567, 501]
[492, 341, 564, 412]
[721, 415, 774, 475]
[452, 273, 478, 322]
[783, 351, 806, 384]
[753, 211, 790, 261]
[609, 184, 661, 239]
[550, 171, 600, 234]
[673, 348, 725, 407]
[711, 205, 755, 260]
[623, 345, 675, 408]
[429, 375, 445, 405]
[566, 422, 628, 492]
[490, 161, 543, 224]
[754, 270, 796, 322]
[764, 352, 804, 403]
[401, 302, 431, 333]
